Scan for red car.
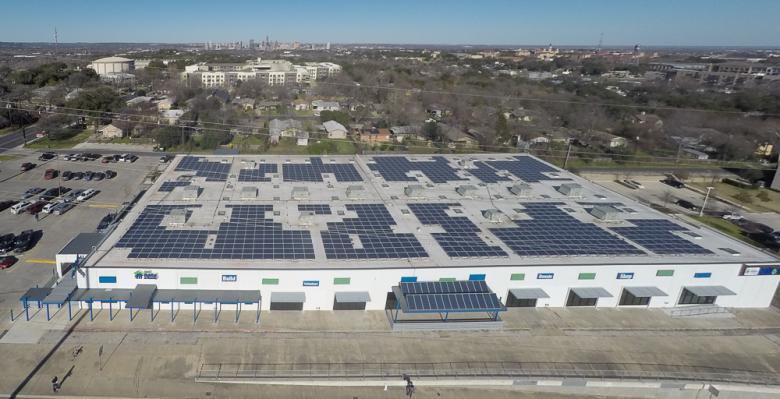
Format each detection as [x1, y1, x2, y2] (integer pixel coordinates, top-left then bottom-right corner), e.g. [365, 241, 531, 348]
[44, 168, 58, 180]
[26, 201, 47, 215]
[0, 256, 17, 269]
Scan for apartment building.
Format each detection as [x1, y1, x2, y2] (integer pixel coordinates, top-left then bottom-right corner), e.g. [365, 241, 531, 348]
[182, 58, 341, 88]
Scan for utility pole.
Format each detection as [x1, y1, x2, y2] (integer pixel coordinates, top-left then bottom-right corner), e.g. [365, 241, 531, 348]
[699, 186, 714, 217]
[563, 140, 573, 170]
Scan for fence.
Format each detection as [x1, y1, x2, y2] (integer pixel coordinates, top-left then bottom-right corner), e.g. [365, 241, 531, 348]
[198, 361, 780, 385]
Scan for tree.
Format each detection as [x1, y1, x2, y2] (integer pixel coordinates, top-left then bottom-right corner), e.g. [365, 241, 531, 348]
[67, 86, 122, 113]
[495, 111, 510, 143]
[154, 126, 182, 149]
[423, 121, 440, 141]
[320, 110, 350, 126]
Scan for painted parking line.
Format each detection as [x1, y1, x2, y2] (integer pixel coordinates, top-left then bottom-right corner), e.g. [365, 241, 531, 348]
[86, 203, 120, 209]
[25, 258, 56, 264]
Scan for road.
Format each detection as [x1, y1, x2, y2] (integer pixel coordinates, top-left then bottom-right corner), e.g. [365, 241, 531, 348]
[0, 126, 32, 154]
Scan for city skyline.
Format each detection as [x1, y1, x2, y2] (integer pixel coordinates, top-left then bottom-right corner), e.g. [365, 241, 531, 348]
[0, 0, 778, 47]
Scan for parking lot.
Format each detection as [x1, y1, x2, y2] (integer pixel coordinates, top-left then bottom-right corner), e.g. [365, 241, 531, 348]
[0, 150, 162, 325]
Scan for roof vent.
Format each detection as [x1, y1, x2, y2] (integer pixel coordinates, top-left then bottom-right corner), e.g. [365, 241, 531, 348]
[591, 205, 620, 221]
[482, 209, 507, 223]
[404, 185, 426, 198]
[509, 183, 532, 197]
[182, 185, 200, 200]
[241, 160, 257, 169]
[241, 186, 258, 199]
[168, 208, 187, 225]
[291, 186, 309, 200]
[299, 211, 315, 226]
[346, 185, 366, 199]
[558, 183, 583, 198]
[456, 185, 479, 198]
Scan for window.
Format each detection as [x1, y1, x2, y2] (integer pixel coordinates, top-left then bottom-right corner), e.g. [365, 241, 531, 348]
[262, 278, 279, 285]
[656, 269, 674, 277]
[468, 274, 486, 281]
[333, 277, 350, 285]
[507, 297, 537, 307]
[98, 276, 116, 284]
[678, 289, 716, 305]
[439, 277, 456, 282]
[619, 290, 650, 306]
[180, 277, 198, 285]
[578, 272, 596, 280]
[510, 273, 525, 281]
[566, 292, 597, 307]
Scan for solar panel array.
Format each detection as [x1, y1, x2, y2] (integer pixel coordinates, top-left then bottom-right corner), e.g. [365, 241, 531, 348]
[467, 161, 512, 183]
[368, 156, 466, 183]
[238, 164, 278, 182]
[175, 156, 231, 182]
[406, 292, 503, 311]
[115, 204, 314, 259]
[321, 203, 427, 259]
[407, 203, 507, 257]
[610, 219, 714, 255]
[283, 157, 362, 182]
[474, 156, 570, 183]
[400, 280, 489, 295]
[490, 203, 645, 256]
[298, 204, 332, 215]
[158, 181, 191, 192]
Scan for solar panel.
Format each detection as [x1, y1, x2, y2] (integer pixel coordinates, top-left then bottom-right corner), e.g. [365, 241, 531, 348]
[158, 181, 191, 192]
[405, 292, 503, 311]
[400, 280, 489, 295]
[238, 164, 277, 182]
[472, 156, 571, 183]
[298, 204, 332, 215]
[490, 203, 645, 256]
[175, 156, 231, 181]
[115, 204, 315, 259]
[320, 203, 427, 259]
[407, 203, 507, 257]
[283, 157, 362, 182]
[610, 219, 714, 255]
[368, 156, 466, 183]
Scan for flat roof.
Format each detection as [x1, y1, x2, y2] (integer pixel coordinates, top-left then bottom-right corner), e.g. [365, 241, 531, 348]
[83, 154, 778, 271]
[59, 233, 104, 256]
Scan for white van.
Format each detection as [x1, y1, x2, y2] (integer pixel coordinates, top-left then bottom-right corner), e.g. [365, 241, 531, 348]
[76, 189, 97, 201]
[10, 201, 31, 214]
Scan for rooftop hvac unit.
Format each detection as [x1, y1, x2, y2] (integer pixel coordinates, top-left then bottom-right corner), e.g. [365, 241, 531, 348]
[456, 185, 478, 198]
[241, 186, 258, 199]
[591, 205, 619, 221]
[240, 160, 257, 169]
[299, 210, 315, 225]
[482, 209, 507, 223]
[404, 185, 426, 198]
[291, 186, 309, 200]
[168, 208, 187, 224]
[558, 183, 583, 198]
[182, 185, 200, 200]
[509, 183, 532, 197]
[345, 185, 366, 199]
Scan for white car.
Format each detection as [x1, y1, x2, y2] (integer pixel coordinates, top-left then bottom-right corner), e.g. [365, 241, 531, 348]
[42, 202, 61, 214]
[628, 180, 645, 189]
[76, 189, 97, 201]
[52, 203, 74, 215]
[10, 201, 32, 214]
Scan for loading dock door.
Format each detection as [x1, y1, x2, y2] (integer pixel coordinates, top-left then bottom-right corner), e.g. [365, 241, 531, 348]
[333, 292, 371, 310]
[270, 292, 305, 311]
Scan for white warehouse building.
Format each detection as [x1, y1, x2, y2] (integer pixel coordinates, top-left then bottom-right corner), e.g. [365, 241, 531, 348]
[88, 56, 135, 76]
[35, 154, 779, 322]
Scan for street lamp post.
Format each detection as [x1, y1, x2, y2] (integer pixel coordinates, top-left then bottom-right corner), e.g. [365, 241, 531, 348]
[699, 186, 714, 217]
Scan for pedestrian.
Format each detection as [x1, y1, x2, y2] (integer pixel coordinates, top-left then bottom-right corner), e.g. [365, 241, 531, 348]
[35, 213, 39, 222]
[51, 376, 58, 393]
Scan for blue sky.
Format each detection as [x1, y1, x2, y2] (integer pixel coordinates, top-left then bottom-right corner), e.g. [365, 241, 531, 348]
[2, 0, 779, 46]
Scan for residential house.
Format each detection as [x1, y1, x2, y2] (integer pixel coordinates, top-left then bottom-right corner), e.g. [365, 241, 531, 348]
[269, 119, 303, 144]
[590, 131, 627, 148]
[359, 127, 392, 143]
[126, 96, 153, 107]
[426, 104, 449, 120]
[235, 98, 256, 111]
[292, 99, 309, 111]
[389, 125, 421, 143]
[311, 100, 340, 116]
[682, 147, 709, 160]
[323, 120, 348, 139]
[98, 124, 124, 139]
[440, 124, 478, 148]
[156, 97, 176, 111]
[296, 131, 309, 146]
[756, 143, 774, 157]
[256, 100, 281, 113]
[161, 109, 185, 125]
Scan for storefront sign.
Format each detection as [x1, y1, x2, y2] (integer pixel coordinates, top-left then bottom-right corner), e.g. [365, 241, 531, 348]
[740, 264, 780, 276]
[537, 273, 554, 280]
[617, 272, 635, 280]
[221, 274, 237, 282]
[134, 270, 158, 280]
[303, 280, 320, 287]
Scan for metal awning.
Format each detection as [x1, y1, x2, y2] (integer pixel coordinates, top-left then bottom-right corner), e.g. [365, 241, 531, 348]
[624, 286, 668, 298]
[570, 287, 613, 299]
[509, 288, 550, 299]
[271, 292, 306, 303]
[126, 284, 157, 309]
[43, 275, 78, 305]
[153, 289, 261, 304]
[335, 291, 371, 303]
[20, 287, 52, 303]
[685, 286, 737, 297]
[70, 288, 133, 302]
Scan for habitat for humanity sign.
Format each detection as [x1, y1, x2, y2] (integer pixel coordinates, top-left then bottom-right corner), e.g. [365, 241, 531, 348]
[740, 264, 780, 276]
[134, 270, 158, 280]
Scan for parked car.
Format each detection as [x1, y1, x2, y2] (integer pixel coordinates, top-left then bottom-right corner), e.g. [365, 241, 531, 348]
[52, 202, 74, 215]
[97, 213, 116, 230]
[63, 153, 77, 161]
[39, 187, 70, 201]
[42, 201, 62, 214]
[93, 172, 105, 181]
[85, 153, 101, 161]
[20, 162, 36, 171]
[628, 180, 644, 189]
[84, 171, 94, 181]
[44, 168, 58, 180]
[10, 201, 32, 214]
[22, 187, 44, 199]
[104, 170, 117, 179]
[0, 200, 16, 212]
[60, 190, 81, 203]
[62, 171, 73, 181]
[662, 178, 685, 188]
[159, 155, 173, 163]
[0, 256, 18, 269]
[101, 156, 114, 163]
[734, 219, 774, 234]
[77, 189, 97, 201]
[72, 172, 84, 180]
[13, 230, 34, 252]
[0, 234, 15, 254]
[38, 152, 56, 161]
[26, 201, 47, 215]
[675, 199, 699, 211]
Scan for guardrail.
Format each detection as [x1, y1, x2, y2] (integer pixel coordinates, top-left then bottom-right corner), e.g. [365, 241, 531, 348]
[669, 306, 730, 317]
[198, 361, 780, 385]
